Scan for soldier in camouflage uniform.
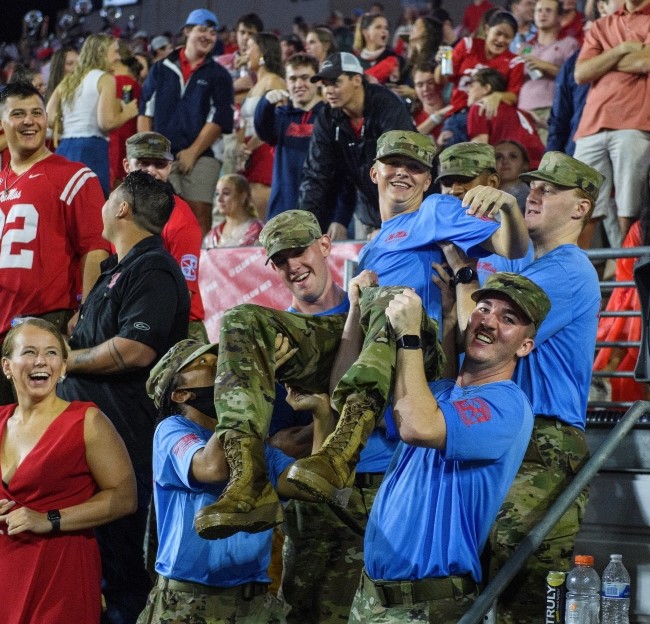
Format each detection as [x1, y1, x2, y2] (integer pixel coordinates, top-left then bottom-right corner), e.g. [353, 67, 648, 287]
[195, 130, 530, 541]
[435, 141, 500, 199]
[349, 272, 551, 624]
[449, 152, 604, 623]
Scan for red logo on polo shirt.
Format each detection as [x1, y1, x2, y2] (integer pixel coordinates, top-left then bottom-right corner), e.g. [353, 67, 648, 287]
[453, 398, 492, 426]
[107, 272, 122, 289]
[386, 230, 408, 242]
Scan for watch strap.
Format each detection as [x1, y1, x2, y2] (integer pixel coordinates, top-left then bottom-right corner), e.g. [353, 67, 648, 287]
[47, 509, 61, 533]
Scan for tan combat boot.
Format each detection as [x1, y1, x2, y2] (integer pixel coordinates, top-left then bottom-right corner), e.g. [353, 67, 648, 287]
[194, 432, 284, 539]
[286, 398, 376, 508]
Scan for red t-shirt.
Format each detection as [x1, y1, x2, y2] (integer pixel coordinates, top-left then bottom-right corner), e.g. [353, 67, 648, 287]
[0, 154, 109, 335]
[413, 109, 443, 141]
[449, 37, 525, 114]
[109, 74, 142, 189]
[162, 195, 206, 322]
[467, 101, 545, 168]
[463, 0, 496, 36]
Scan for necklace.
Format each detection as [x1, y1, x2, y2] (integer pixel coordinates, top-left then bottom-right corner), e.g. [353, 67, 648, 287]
[218, 219, 253, 247]
[1, 166, 32, 194]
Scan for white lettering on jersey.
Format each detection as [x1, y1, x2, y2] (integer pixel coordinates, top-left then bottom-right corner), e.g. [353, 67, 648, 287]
[0, 204, 39, 269]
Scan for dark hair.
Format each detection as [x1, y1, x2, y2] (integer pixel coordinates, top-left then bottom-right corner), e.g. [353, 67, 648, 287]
[0, 83, 44, 110]
[355, 13, 389, 51]
[431, 7, 453, 24]
[8, 65, 39, 86]
[281, 34, 305, 53]
[544, 0, 565, 15]
[2, 318, 68, 360]
[236, 12, 264, 33]
[46, 46, 78, 102]
[472, 67, 508, 93]
[286, 53, 320, 74]
[158, 370, 185, 420]
[408, 16, 444, 66]
[119, 170, 175, 234]
[495, 140, 530, 167]
[488, 10, 519, 35]
[412, 59, 438, 79]
[252, 32, 284, 77]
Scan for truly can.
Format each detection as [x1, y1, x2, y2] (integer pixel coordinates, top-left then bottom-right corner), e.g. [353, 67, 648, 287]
[439, 46, 453, 76]
[545, 571, 566, 624]
[122, 85, 133, 104]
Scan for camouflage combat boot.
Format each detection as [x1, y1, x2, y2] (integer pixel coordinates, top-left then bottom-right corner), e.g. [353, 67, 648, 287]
[286, 397, 376, 508]
[194, 431, 284, 539]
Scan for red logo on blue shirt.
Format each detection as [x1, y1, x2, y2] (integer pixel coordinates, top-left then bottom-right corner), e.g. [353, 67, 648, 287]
[453, 398, 492, 426]
[386, 230, 408, 242]
[172, 433, 201, 459]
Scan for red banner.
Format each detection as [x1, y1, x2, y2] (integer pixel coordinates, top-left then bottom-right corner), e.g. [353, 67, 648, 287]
[199, 242, 365, 341]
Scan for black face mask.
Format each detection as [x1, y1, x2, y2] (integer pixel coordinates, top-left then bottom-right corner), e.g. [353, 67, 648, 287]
[182, 386, 217, 420]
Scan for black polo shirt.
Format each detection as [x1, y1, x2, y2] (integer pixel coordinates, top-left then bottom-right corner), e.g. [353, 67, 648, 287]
[59, 236, 190, 470]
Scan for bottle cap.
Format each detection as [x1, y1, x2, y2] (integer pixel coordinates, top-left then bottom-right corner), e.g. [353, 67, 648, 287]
[575, 555, 594, 565]
[610, 553, 622, 560]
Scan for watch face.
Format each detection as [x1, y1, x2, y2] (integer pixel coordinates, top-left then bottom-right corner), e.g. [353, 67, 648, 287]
[456, 266, 477, 284]
[399, 335, 421, 349]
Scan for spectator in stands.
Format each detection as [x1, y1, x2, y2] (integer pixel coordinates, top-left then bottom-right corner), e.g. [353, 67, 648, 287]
[59, 171, 190, 624]
[431, 7, 460, 47]
[509, 0, 537, 51]
[353, 13, 402, 85]
[411, 60, 452, 141]
[139, 339, 297, 623]
[47, 34, 139, 195]
[466, 67, 544, 167]
[254, 53, 324, 222]
[559, 0, 585, 43]
[304, 26, 338, 67]
[0, 83, 109, 405]
[8, 64, 46, 96]
[297, 52, 415, 238]
[123, 131, 208, 343]
[517, 0, 580, 144]
[329, 10, 354, 53]
[457, 152, 604, 623]
[139, 9, 234, 234]
[436, 11, 525, 147]
[44, 46, 78, 102]
[150, 35, 173, 63]
[495, 140, 532, 212]
[280, 34, 304, 62]
[238, 32, 286, 220]
[573, 0, 650, 249]
[203, 174, 263, 249]
[463, 0, 497, 36]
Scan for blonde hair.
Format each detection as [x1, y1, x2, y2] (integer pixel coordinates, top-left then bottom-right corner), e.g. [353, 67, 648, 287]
[219, 174, 258, 218]
[59, 34, 114, 105]
[2, 318, 68, 361]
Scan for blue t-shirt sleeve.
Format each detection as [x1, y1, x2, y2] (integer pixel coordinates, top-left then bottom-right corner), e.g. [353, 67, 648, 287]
[437, 382, 530, 462]
[265, 444, 293, 488]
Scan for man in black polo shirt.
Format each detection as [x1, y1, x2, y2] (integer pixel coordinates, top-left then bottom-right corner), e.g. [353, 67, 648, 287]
[59, 170, 190, 624]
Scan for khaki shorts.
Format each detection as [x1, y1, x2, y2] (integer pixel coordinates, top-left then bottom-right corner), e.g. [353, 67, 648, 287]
[168, 156, 221, 204]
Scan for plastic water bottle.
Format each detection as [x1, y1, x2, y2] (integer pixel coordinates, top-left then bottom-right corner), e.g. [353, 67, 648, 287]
[565, 555, 600, 624]
[601, 554, 631, 624]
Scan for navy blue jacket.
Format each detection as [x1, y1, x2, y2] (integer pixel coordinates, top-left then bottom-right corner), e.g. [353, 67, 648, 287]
[140, 49, 234, 157]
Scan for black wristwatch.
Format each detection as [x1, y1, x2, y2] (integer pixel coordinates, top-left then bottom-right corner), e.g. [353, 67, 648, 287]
[452, 266, 479, 287]
[47, 509, 61, 533]
[396, 335, 422, 350]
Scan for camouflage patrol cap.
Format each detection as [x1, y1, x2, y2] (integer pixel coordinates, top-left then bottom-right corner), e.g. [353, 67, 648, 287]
[435, 142, 496, 183]
[471, 272, 551, 330]
[147, 339, 219, 408]
[126, 132, 173, 161]
[260, 210, 323, 265]
[375, 130, 436, 168]
[519, 151, 604, 204]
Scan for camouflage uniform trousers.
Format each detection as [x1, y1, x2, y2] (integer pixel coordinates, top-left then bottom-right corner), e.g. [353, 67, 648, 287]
[188, 320, 210, 344]
[136, 576, 289, 624]
[347, 578, 478, 623]
[214, 287, 444, 439]
[487, 417, 590, 624]
[280, 480, 381, 623]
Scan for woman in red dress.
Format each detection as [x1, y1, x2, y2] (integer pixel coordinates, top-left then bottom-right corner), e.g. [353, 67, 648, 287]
[0, 318, 136, 624]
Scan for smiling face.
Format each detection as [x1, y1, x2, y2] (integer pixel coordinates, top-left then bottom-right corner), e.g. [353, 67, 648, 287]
[485, 22, 515, 58]
[286, 63, 319, 108]
[371, 155, 432, 216]
[2, 325, 67, 401]
[413, 69, 440, 107]
[270, 237, 333, 305]
[0, 94, 47, 160]
[185, 24, 218, 60]
[363, 16, 389, 50]
[464, 295, 534, 372]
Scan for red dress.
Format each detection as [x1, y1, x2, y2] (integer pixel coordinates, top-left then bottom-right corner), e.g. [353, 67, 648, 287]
[109, 74, 141, 189]
[0, 401, 102, 624]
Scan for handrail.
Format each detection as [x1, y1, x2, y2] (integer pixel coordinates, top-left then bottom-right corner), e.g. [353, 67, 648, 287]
[458, 400, 650, 624]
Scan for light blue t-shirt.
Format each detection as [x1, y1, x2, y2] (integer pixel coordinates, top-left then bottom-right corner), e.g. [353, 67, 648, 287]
[364, 379, 533, 583]
[477, 242, 535, 284]
[153, 416, 293, 586]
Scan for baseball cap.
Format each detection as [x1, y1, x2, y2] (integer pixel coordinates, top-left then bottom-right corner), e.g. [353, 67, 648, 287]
[260, 210, 322, 265]
[471, 272, 551, 331]
[311, 52, 364, 83]
[519, 151, 604, 205]
[184, 9, 219, 28]
[132, 30, 149, 40]
[375, 130, 436, 168]
[435, 142, 496, 183]
[147, 339, 219, 408]
[126, 132, 173, 161]
[151, 35, 171, 52]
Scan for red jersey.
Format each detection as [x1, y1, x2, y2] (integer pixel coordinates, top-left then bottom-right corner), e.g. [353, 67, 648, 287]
[412, 109, 443, 141]
[162, 194, 205, 322]
[467, 101, 545, 168]
[449, 37, 525, 114]
[109, 74, 142, 189]
[0, 154, 109, 335]
[463, 0, 496, 36]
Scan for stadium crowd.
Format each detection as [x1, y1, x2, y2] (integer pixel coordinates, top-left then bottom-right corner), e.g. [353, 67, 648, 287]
[0, 0, 649, 622]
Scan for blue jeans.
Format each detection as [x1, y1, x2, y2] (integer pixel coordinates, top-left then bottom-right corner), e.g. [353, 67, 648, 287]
[56, 136, 109, 197]
[441, 109, 469, 147]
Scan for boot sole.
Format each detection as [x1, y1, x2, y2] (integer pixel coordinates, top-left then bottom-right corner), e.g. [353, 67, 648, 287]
[286, 464, 352, 509]
[194, 502, 284, 540]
